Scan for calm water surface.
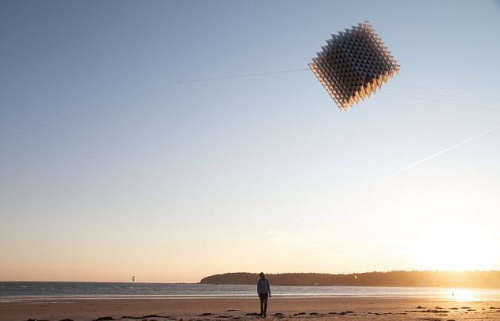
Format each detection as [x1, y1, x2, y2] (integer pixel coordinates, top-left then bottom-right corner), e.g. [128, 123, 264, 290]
[1, 282, 499, 302]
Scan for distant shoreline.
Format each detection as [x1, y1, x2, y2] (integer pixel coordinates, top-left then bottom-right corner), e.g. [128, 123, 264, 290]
[201, 271, 500, 288]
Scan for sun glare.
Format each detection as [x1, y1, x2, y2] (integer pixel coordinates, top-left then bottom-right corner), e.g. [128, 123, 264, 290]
[411, 224, 497, 271]
[448, 289, 477, 301]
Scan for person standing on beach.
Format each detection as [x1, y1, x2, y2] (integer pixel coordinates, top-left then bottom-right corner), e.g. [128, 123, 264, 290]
[257, 272, 271, 318]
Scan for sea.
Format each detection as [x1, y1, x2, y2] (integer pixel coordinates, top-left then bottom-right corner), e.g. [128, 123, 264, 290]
[1, 282, 500, 302]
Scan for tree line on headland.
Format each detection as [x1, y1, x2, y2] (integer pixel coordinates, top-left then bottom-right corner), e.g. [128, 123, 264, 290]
[200, 271, 500, 288]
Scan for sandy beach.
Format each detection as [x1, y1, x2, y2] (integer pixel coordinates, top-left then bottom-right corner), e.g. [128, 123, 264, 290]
[2, 296, 500, 321]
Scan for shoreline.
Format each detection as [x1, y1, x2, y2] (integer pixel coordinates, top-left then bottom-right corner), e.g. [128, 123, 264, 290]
[1, 295, 500, 321]
[0, 293, 493, 301]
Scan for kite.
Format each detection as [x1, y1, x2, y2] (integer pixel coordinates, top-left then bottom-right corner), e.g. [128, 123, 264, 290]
[309, 21, 400, 110]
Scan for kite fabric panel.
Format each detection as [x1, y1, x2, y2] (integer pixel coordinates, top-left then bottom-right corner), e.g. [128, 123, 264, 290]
[309, 21, 400, 110]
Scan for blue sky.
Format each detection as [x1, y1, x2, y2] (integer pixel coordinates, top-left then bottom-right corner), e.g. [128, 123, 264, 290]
[1, 0, 500, 282]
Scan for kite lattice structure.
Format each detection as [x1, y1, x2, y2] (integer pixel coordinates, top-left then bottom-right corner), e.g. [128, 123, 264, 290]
[309, 21, 400, 110]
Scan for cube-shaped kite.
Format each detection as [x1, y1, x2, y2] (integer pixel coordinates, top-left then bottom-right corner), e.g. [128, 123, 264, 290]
[309, 22, 400, 110]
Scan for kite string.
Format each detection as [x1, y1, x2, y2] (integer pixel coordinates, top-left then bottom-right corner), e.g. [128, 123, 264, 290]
[173, 66, 500, 113]
[174, 67, 309, 85]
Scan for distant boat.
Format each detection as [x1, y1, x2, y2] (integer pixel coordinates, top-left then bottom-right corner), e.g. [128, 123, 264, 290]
[131, 276, 136, 282]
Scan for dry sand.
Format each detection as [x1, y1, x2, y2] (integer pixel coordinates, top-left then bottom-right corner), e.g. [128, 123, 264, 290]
[1, 296, 500, 321]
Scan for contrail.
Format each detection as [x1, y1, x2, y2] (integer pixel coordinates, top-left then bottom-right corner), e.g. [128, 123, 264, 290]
[396, 123, 500, 174]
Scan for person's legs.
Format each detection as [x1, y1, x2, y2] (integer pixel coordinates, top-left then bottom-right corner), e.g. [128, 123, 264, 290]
[262, 295, 268, 317]
[259, 294, 265, 316]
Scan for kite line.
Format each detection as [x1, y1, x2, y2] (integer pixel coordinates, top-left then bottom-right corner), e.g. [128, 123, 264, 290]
[174, 68, 308, 85]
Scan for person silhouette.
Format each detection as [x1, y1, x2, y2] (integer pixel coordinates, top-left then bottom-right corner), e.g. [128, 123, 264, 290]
[257, 272, 271, 318]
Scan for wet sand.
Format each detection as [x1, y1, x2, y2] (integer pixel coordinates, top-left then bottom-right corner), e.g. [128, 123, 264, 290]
[1, 296, 500, 321]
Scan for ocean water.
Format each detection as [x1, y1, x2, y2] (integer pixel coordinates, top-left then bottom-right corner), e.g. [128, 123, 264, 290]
[1, 282, 500, 302]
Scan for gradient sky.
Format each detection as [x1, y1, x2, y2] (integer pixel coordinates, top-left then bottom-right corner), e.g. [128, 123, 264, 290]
[1, 0, 500, 282]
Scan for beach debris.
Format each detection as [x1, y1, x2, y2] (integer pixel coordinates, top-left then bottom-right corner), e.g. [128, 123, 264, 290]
[327, 312, 337, 315]
[338, 311, 354, 315]
[226, 310, 239, 312]
[421, 309, 449, 314]
[417, 306, 426, 309]
[94, 317, 113, 321]
[245, 313, 260, 316]
[121, 315, 169, 320]
[273, 313, 285, 318]
[309, 21, 399, 111]
[293, 312, 306, 316]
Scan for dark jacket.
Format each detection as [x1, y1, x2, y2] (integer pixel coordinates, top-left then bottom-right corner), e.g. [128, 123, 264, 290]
[257, 278, 271, 295]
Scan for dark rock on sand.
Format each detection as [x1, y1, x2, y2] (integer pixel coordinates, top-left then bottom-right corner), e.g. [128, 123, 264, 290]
[338, 311, 354, 315]
[60, 319, 74, 321]
[121, 316, 169, 320]
[417, 306, 426, 309]
[293, 312, 306, 316]
[245, 313, 260, 316]
[309, 312, 319, 315]
[95, 317, 113, 321]
[327, 312, 337, 315]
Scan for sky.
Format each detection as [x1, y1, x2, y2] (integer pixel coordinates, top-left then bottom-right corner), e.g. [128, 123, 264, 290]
[1, 0, 500, 282]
